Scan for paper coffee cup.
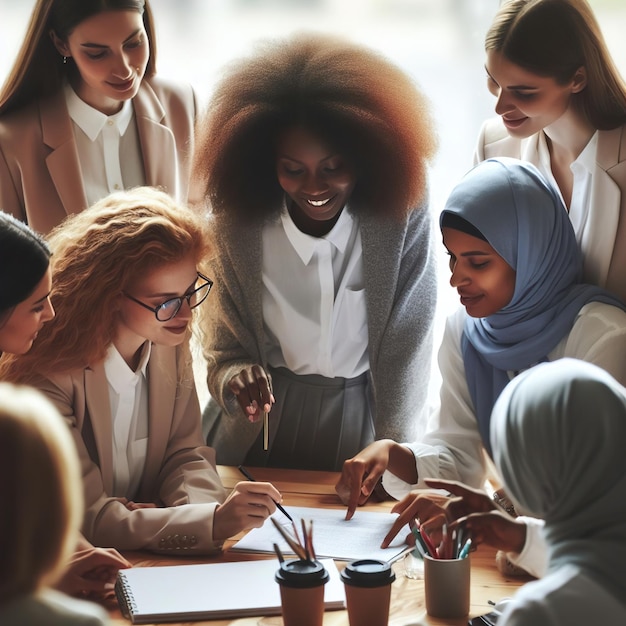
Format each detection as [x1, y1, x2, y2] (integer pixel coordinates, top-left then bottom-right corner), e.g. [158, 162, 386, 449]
[340, 558, 396, 626]
[275, 559, 329, 626]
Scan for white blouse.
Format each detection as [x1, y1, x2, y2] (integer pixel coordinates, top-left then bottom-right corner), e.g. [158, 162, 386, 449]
[536, 131, 609, 282]
[64, 82, 144, 206]
[262, 206, 369, 378]
[104, 341, 151, 498]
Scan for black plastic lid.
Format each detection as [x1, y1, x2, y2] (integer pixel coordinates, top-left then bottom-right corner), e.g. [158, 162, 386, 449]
[340, 559, 396, 588]
[275, 559, 330, 589]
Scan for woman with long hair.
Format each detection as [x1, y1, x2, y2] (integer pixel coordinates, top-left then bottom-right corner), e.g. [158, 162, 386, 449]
[475, 0, 626, 300]
[0, 0, 196, 234]
[1, 187, 281, 552]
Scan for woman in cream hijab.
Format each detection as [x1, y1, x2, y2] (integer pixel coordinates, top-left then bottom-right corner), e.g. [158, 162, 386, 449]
[490, 358, 626, 624]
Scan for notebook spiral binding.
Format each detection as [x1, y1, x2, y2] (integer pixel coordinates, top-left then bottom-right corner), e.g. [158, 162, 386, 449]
[115, 571, 138, 619]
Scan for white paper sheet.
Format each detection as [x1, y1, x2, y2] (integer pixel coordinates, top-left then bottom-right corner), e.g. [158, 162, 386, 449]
[232, 505, 411, 562]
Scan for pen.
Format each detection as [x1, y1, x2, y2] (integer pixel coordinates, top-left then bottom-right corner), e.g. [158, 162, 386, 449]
[408, 521, 428, 558]
[417, 522, 439, 559]
[409, 519, 430, 557]
[237, 465, 293, 522]
[458, 537, 472, 559]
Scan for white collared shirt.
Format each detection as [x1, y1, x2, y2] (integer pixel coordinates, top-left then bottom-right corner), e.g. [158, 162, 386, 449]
[104, 341, 151, 498]
[262, 205, 369, 378]
[536, 131, 597, 245]
[64, 83, 145, 206]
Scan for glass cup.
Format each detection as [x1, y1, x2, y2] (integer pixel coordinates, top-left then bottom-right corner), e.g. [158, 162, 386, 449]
[403, 549, 425, 579]
[275, 559, 329, 626]
[423, 554, 471, 618]
[340, 558, 396, 626]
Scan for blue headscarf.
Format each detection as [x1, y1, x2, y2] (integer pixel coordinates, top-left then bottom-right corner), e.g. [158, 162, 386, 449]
[441, 157, 625, 457]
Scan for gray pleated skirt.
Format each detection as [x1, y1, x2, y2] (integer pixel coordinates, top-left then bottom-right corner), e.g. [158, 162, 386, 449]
[242, 366, 375, 471]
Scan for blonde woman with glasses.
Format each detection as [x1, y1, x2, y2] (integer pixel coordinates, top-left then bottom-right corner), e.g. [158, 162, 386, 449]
[0, 187, 281, 554]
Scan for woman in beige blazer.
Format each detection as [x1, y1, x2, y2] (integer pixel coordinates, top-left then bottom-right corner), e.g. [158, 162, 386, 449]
[0, 0, 196, 235]
[474, 0, 626, 301]
[0, 187, 282, 554]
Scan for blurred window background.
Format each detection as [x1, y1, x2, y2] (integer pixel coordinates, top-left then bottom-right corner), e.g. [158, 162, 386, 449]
[2, 0, 625, 406]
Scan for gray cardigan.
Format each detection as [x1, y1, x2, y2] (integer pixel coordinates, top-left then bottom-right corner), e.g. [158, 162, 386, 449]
[203, 205, 437, 462]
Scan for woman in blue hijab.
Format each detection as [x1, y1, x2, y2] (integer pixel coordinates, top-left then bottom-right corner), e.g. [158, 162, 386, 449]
[336, 157, 626, 528]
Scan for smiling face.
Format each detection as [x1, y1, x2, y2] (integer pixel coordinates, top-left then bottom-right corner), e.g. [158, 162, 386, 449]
[52, 10, 149, 115]
[442, 227, 516, 318]
[116, 256, 199, 361]
[0, 268, 55, 355]
[485, 50, 586, 138]
[275, 126, 356, 236]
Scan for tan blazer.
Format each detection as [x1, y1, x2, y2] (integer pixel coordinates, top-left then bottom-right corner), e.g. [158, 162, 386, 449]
[0, 76, 196, 234]
[475, 117, 626, 301]
[33, 342, 227, 555]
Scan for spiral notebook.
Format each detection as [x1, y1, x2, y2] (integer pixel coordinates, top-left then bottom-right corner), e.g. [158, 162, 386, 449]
[115, 557, 345, 624]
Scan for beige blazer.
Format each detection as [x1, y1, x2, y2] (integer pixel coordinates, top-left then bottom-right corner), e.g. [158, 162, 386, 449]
[475, 117, 626, 301]
[0, 76, 196, 234]
[33, 342, 227, 555]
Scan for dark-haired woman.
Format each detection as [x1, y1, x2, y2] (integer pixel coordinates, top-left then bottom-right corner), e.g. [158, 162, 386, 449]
[0, 0, 196, 234]
[193, 33, 439, 471]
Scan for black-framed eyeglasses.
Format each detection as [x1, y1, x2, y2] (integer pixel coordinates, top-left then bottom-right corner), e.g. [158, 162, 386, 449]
[124, 272, 213, 322]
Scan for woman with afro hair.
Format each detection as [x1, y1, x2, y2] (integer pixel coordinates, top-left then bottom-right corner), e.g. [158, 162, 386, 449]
[192, 33, 439, 471]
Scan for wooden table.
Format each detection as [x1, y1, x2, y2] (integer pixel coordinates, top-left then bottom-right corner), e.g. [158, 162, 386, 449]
[107, 466, 530, 626]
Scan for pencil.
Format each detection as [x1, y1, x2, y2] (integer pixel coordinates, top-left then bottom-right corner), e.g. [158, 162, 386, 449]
[270, 517, 308, 561]
[263, 410, 269, 450]
[237, 465, 293, 522]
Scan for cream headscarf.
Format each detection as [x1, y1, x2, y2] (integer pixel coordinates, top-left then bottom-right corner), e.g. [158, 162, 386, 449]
[491, 359, 626, 604]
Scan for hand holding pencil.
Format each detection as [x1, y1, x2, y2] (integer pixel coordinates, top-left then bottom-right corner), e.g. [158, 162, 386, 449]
[227, 365, 275, 431]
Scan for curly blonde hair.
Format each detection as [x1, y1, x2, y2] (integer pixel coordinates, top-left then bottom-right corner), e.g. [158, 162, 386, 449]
[192, 32, 438, 222]
[0, 187, 211, 381]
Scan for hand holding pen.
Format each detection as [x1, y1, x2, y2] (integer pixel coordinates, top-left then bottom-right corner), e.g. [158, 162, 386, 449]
[227, 365, 275, 448]
[213, 478, 284, 541]
[238, 465, 293, 522]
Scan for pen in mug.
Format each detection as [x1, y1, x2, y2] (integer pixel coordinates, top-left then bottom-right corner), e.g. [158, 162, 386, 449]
[408, 520, 428, 558]
[458, 537, 473, 559]
[417, 521, 439, 558]
[237, 465, 293, 522]
[410, 519, 436, 558]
